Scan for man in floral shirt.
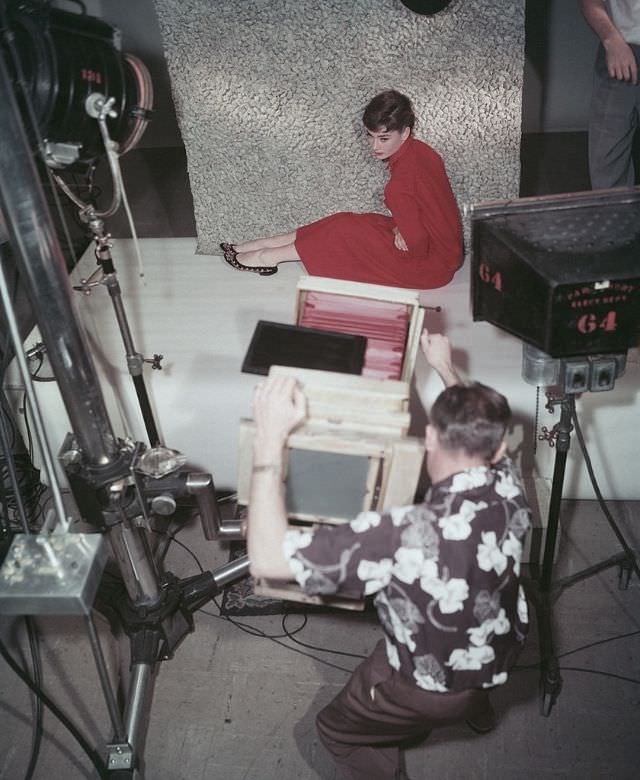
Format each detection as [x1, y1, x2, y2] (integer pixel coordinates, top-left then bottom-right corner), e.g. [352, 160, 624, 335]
[247, 332, 531, 780]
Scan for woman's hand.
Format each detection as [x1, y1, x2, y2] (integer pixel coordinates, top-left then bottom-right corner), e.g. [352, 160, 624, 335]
[393, 226, 408, 252]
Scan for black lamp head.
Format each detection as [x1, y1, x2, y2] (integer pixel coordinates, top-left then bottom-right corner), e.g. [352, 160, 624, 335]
[400, 0, 454, 15]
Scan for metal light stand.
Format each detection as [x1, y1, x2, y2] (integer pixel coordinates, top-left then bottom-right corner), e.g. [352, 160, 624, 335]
[0, 53, 250, 777]
[76, 210, 163, 448]
[54, 93, 163, 448]
[531, 391, 640, 716]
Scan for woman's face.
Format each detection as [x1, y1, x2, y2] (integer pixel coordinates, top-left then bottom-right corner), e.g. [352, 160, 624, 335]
[366, 126, 410, 160]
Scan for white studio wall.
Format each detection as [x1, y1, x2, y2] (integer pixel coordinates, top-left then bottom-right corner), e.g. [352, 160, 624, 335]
[153, 0, 526, 254]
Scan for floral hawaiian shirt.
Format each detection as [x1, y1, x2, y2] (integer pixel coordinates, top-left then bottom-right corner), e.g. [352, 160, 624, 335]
[282, 458, 531, 692]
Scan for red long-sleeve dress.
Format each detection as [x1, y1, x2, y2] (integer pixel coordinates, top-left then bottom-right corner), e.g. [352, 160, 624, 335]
[295, 136, 463, 289]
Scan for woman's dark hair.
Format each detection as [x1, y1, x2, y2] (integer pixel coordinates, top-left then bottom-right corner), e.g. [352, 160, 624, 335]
[363, 90, 416, 133]
[430, 382, 510, 460]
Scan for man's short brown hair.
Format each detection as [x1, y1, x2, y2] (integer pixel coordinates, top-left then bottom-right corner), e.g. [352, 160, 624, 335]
[430, 382, 510, 459]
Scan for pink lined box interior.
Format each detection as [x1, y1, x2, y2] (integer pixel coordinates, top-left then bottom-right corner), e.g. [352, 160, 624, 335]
[298, 292, 411, 380]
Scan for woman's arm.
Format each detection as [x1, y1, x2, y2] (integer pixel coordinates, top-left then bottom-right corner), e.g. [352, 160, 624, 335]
[385, 178, 430, 256]
[385, 144, 458, 256]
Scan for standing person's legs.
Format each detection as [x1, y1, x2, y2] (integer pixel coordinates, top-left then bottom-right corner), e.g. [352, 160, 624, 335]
[316, 640, 488, 780]
[589, 44, 640, 189]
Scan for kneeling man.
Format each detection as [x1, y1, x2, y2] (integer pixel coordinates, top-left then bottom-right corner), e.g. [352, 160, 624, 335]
[247, 332, 531, 780]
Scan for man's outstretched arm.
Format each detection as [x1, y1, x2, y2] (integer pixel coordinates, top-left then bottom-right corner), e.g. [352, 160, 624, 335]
[247, 375, 306, 580]
[420, 329, 462, 388]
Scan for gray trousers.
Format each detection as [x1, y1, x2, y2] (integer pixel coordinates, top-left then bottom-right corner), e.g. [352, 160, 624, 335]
[588, 43, 640, 189]
[316, 639, 492, 780]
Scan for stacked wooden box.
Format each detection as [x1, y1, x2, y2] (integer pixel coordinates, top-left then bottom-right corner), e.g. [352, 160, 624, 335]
[237, 277, 427, 608]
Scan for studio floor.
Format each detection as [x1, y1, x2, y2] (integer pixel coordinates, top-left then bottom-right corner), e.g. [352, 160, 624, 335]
[0, 496, 639, 779]
[0, 242, 640, 780]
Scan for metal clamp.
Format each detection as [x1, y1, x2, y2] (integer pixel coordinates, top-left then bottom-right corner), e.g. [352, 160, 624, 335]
[144, 353, 164, 370]
[107, 742, 134, 771]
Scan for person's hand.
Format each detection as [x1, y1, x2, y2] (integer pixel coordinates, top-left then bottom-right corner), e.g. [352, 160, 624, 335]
[253, 375, 307, 452]
[604, 35, 638, 83]
[420, 329, 460, 387]
[393, 226, 408, 252]
[421, 329, 451, 370]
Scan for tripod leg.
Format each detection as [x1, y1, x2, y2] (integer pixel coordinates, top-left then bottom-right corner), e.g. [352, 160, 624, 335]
[618, 557, 634, 590]
[535, 397, 573, 716]
[537, 592, 563, 717]
[124, 663, 155, 764]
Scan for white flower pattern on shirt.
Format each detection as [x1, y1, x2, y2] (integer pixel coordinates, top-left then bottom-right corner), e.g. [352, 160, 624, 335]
[447, 644, 495, 670]
[502, 532, 523, 576]
[357, 558, 393, 595]
[413, 653, 448, 692]
[495, 470, 522, 499]
[477, 531, 508, 576]
[350, 511, 382, 533]
[376, 589, 423, 653]
[438, 499, 488, 540]
[467, 608, 511, 647]
[450, 468, 490, 493]
[482, 672, 507, 688]
[283, 457, 531, 692]
[421, 572, 469, 615]
[393, 547, 426, 584]
[517, 585, 529, 623]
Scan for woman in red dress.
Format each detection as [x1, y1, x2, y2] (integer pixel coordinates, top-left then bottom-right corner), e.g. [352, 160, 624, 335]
[221, 90, 463, 289]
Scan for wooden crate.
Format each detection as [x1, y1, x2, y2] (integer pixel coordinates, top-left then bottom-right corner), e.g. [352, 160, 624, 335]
[239, 375, 424, 608]
[240, 277, 427, 608]
[237, 420, 424, 522]
[294, 276, 425, 383]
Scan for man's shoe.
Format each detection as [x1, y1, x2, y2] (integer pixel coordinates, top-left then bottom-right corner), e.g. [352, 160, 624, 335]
[465, 703, 497, 735]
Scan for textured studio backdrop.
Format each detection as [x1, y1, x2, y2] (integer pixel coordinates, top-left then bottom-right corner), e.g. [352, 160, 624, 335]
[154, 0, 525, 256]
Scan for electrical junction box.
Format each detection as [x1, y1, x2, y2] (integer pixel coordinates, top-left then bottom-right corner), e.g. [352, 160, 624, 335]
[0, 532, 107, 615]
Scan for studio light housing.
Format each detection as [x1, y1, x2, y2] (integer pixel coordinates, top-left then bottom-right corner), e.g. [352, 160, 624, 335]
[2, 2, 152, 168]
[470, 188, 640, 359]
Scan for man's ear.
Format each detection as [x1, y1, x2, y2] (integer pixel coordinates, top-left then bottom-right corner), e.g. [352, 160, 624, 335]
[490, 440, 507, 464]
[425, 424, 439, 452]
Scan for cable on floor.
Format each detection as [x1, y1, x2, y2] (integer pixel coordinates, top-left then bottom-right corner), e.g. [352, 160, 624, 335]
[166, 527, 640, 684]
[23, 617, 43, 780]
[0, 636, 109, 778]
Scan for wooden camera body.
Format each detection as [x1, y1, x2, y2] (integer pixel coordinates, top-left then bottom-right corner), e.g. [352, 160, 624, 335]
[237, 277, 428, 609]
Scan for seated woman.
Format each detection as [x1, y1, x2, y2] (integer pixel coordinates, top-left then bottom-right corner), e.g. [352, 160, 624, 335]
[221, 90, 463, 289]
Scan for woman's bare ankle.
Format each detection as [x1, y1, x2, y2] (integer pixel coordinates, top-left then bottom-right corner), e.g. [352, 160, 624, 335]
[235, 239, 264, 252]
[236, 249, 268, 267]
[236, 232, 296, 253]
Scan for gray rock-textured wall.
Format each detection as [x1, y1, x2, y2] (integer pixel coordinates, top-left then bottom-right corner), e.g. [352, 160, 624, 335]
[154, 0, 525, 256]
